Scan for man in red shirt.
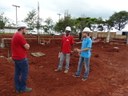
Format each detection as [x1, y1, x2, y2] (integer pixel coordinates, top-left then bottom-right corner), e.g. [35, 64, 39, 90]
[11, 22, 32, 93]
[55, 26, 74, 73]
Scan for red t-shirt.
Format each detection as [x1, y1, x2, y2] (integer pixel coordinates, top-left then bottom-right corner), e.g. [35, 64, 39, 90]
[11, 32, 27, 60]
[61, 35, 74, 53]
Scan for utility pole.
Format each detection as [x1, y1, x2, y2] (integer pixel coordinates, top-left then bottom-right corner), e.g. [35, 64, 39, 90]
[57, 13, 61, 21]
[12, 4, 20, 26]
[37, 2, 40, 44]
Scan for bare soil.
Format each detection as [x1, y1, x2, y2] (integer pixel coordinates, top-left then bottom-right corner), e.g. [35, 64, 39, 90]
[0, 34, 128, 96]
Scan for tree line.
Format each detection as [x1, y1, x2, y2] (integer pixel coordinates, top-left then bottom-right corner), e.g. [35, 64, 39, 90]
[0, 10, 128, 34]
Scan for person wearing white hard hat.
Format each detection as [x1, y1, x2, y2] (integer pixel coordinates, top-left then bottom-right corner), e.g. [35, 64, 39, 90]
[55, 26, 74, 73]
[73, 27, 92, 81]
[11, 22, 32, 93]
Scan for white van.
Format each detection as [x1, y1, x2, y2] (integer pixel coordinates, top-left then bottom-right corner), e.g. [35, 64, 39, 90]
[27, 30, 38, 35]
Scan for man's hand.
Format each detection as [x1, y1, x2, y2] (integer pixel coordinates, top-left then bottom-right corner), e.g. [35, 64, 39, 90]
[73, 48, 81, 56]
[75, 42, 82, 44]
[76, 49, 81, 53]
[58, 52, 62, 58]
[74, 48, 81, 53]
[24, 43, 30, 50]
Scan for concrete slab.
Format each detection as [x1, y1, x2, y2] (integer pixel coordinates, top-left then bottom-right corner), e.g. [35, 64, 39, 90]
[31, 52, 45, 57]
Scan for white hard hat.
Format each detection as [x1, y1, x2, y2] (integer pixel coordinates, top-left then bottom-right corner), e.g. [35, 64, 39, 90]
[17, 22, 28, 28]
[65, 26, 71, 31]
[82, 27, 91, 32]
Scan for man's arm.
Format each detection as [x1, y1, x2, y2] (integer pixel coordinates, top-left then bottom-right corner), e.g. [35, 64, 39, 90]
[76, 39, 92, 52]
[75, 42, 82, 44]
[76, 48, 90, 53]
[24, 43, 30, 50]
[71, 36, 75, 52]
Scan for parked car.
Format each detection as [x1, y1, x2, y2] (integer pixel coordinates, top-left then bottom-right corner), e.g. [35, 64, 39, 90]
[27, 30, 38, 35]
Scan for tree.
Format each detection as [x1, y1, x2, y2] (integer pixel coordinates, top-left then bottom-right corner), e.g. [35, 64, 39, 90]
[96, 17, 104, 24]
[105, 19, 114, 30]
[24, 9, 37, 29]
[76, 17, 86, 31]
[24, 9, 42, 29]
[43, 17, 54, 34]
[54, 13, 105, 34]
[109, 11, 128, 30]
[54, 12, 75, 33]
[0, 21, 5, 29]
[75, 17, 102, 31]
[0, 13, 8, 29]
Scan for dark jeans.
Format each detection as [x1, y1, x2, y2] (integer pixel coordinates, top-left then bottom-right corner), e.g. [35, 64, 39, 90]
[13, 58, 29, 91]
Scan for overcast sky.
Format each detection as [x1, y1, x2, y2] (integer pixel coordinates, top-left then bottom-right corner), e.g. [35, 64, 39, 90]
[1, 0, 128, 23]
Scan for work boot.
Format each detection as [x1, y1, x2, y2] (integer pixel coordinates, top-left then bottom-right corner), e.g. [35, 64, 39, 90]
[64, 70, 68, 73]
[82, 77, 87, 81]
[72, 74, 80, 78]
[54, 68, 62, 72]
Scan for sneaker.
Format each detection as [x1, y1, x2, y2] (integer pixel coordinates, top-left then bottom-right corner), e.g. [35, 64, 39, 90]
[64, 70, 68, 73]
[72, 74, 80, 78]
[54, 69, 62, 72]
[82, 77, 87, 81]
[24, 87, 32, 92]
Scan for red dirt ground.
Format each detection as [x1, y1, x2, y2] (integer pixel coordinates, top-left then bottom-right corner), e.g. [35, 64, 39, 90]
[0, 34, 128, 96]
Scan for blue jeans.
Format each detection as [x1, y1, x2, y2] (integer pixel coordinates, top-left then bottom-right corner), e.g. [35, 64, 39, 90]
[13, 58, 29, 91]
[58, 53, 70, 70]
[75, 57, 90, 78]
